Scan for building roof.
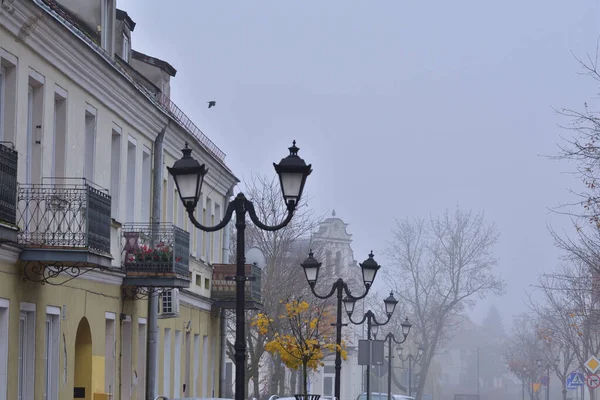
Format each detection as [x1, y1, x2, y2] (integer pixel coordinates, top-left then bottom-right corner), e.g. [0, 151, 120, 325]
[132, 49, 177, 77]
[116, 8, 136, 31]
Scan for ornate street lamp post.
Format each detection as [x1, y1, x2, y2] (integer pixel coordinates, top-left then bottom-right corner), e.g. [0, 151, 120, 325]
[537, 357, 560, 400]
[300, 250, 381, 400]
[398, 344, 424, 398]
[169, 141, 312, 400]
[382, 320, 412, 400]
[344, 292, 399, 400]
[522, 366, 528, 400]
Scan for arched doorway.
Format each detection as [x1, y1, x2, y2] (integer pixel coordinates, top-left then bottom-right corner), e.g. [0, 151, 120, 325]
[74, 317, 92, 400]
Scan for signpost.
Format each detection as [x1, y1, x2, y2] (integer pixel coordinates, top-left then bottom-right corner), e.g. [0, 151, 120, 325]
[586, 374, 600, 390]
[586, 356, 600, 374]
[567, 372, 585, 390]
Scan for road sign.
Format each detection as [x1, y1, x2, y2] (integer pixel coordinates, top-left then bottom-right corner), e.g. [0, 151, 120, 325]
[567, 372, 585, 389]
[358, 340, 385, 365]
[533, 383, 541, 393]
[586, 356, 600, 373]
[586, 374, 600, 389]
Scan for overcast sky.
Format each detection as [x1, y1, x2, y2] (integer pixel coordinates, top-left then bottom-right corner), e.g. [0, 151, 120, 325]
[119, 0, 600, 326]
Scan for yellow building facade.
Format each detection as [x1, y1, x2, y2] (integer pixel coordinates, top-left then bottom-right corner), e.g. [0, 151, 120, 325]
[0, 2, 237, 400]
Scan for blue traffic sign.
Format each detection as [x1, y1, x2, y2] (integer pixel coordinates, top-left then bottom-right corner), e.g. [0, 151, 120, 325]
[567, 372, 585, 389]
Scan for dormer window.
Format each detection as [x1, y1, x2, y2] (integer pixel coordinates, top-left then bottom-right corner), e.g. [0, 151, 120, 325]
[122, 33, 129, 62]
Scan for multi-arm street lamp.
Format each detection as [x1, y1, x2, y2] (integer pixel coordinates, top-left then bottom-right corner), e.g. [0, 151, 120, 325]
[382, 321, 412, 400]
[537, 357, 560, 400]
[344, 292, 399, 400]
[398, 344, 424, 398]
[300, 250, 381, 400]
[169, 141, 312, 400]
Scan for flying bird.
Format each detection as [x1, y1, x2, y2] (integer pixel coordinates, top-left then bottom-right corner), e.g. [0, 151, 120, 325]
[207, 101, 216, 109]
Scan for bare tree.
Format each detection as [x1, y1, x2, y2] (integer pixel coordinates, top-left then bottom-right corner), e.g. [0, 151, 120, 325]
[504, 314, 545, 400]
[385, 208, 504, 400]
[528, 260, 600, 399]
[553, 43, 600, 227]
[226, 174, 323, 398]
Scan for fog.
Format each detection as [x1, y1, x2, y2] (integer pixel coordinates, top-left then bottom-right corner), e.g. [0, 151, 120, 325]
[120, 0, 598, 325]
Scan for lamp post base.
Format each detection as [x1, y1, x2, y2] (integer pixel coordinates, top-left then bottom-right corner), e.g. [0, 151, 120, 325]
[294, 395, 321, 400]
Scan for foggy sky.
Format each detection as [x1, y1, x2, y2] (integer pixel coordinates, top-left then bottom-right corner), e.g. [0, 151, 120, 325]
[119, 0, 600, 326]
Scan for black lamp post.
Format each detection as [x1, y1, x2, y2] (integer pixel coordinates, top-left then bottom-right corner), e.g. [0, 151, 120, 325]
[169, 141, 312, 400]
[522, 366, 528, 400]
[300, 250, 381, 400]
[398, 344, 424, 398]
[537, 357, 560, 400]
[344, 292, 399, 400]
[383, 319, 412, 400]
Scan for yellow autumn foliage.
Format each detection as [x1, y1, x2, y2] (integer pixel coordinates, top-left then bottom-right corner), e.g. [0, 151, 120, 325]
[253, 299, 347, 372]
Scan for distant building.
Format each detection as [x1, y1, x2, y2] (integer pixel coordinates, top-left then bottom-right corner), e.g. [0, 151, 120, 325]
[309, 210, 367, 400]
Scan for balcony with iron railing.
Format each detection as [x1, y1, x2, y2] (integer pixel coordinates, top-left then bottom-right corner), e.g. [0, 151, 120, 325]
[0, 142, 18, 242]
[17, 178, 112, 280]
[121, 223, 191, 288]
[211, 263, 263, 310]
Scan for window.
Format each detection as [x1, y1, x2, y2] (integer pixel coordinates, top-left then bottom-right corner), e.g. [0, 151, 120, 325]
[193, 335, 200, 396]
[137, 319, 146, 400]
[0, 299, 9, 400]
[204, 199, 211, 261]
[163, 328, 171, 397]
[195, 193, 203, 258]
[121, 317, 132, 400]
[122, 33, 130, 62]
[204, 278, 210, 290]
[27, 71, 44, 185]
[177, 190, 184, 228]
[141, 148, 151, 223]
[213, 204, 221, 263]
[0, 52, 17, 143]
[84, 105, 97, 182]
[105, 314, 116, 395]
[126, 138, 137, 221]
[195, 274, 201, 287]
[110, 128, 122, 219]
[184, 331, 191, 397]
[44, 307, 60, 400]
[202, 336, 208, 397]
[323, 377, 333, 397]
[162, 290, 172, 313]
[174, 330, 181, 397]
[19, 303, 36, 400]
[52, 89, 67, 178]
[167, 174, 174, 223]
[0, 66, 4, 141]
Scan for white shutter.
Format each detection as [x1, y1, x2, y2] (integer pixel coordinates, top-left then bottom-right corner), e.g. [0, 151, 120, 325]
[173, 289, 180, 314]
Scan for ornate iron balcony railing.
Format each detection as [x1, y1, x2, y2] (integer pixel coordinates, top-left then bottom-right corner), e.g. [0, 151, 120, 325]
[0, 142, 18, 226]
[121, 223, 190, 279]
[17, 179, 111, 255]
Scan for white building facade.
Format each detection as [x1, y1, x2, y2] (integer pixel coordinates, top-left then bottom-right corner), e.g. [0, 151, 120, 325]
[0, 1, 237, 400]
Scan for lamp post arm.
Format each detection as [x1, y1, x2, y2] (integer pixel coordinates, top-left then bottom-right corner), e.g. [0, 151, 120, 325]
[399, 353, 411, 363]
[343, 282, 371, 302]
[371, 313, 392, 328]
[387, 333, 408, 345]
[309, 280, 339, 300]
[186, 200, 236, 232]
[347, 310, 370, 326]
[246, 199, 295, 231]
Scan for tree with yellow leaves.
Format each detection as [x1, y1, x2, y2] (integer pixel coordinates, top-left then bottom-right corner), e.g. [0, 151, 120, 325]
[253, 298, 347, 398]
